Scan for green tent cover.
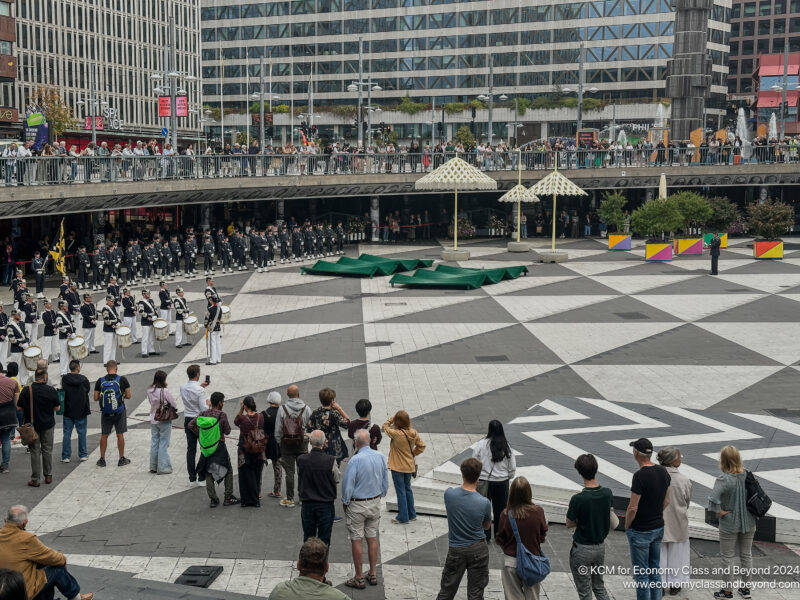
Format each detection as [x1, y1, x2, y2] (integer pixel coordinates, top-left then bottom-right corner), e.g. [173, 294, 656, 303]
[300, 253, 434, 277]
[389, 264, 529, 289]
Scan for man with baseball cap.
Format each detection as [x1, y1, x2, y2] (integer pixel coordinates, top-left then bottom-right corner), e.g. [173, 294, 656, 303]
[625, 438, 671, 600]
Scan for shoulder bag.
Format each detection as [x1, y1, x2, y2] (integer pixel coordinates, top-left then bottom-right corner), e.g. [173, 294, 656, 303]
[243, 413, 267, 454]
[476, 462, 495, 497]
[17, 386, 39, 446]
[508, 512, 551, 586]
[744, 470, 772, 517]
[154, 388, 178, 422]
[401, 429, 418, 478]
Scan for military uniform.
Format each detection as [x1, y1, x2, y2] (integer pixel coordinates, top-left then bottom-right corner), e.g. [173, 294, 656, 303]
[77, 248, 91, 288]
[31, 254, 46, 299]
[79, 297, 98, 352]
[22, 297, 38, 344]
[55, 304, 76, 376]
[279, 228, 290, 263]
[121, 291, 139, 343]
[41, 305, 59, 362]
[173, 291, 189, 348]
[137, 292, 158, 357]
[100, 300, 121, 365]
[202, 237, 215, 274]
[204, 302, 223, 365]
[6, 315, 30, 384]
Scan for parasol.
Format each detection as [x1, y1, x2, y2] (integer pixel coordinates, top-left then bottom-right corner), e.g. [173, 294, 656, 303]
[529, 156, 588, 255]
[658, 172, 667, 200]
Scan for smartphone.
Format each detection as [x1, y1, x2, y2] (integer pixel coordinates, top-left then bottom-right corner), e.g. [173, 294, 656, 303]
[205, 375, 210, 384]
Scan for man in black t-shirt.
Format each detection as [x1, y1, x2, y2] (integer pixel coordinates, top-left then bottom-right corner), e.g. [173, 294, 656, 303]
[625, 438, 671, 600]
[93, 360, 132, 468]
[17, 368, 60, 487]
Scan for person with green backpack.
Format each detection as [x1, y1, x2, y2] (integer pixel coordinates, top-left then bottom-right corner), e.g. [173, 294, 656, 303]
[188, 391, 239, 508]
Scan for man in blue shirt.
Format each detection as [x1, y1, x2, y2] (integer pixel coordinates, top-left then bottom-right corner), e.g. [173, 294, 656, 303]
[437, 457, 492, 600]
[340, 429, 389, 590]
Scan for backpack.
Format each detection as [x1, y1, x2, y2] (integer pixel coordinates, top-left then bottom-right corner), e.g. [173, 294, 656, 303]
[197, 415, 221, 458]
[243, 414, 267, 454]
[508, 512, 551, 586]
[744, 471, 772, 517]
[99, 376, 124, 415]
[281, 405, 304, 448]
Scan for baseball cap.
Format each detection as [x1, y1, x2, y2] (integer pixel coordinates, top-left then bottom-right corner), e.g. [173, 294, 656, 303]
[629, 438, 653, 454]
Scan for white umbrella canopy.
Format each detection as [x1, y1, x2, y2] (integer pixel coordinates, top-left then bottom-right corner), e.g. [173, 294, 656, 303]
[497, 184, 540, 204]
[415, 156, 498, 250]
[529, 169, 588, 254]
[658, 173, 667, 200]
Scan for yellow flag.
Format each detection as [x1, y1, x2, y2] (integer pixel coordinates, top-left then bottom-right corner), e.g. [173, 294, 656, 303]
[48, 219, 66, 276]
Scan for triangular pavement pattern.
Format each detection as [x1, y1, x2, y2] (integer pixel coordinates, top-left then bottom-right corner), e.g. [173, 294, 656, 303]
[498, 276, 622, 297]
[699, 294, 800, 323]
[719, 258, 800, 274]
[239, 271, 337, 293]
[561, 260, 643, 277]
[494, 295, 619, 322]
[571, 364, 783, 410]
[634, 274, 762, 295]
[533, 295, 682, 323]
[589, 274, 701, 295]
[247, 276, 361, 298]
[219, 325, 366, 364]
[716, 273, 800, 294]
[366, 363, 561, 421]
[710, 367, 800, 412]
[362, 294, 483, 323]
[631, 294, 765, 322]
[524, 322, 683, 364]
[46, 361, 174, 388]
[482, 275, 581, 296]
[363, 322, 515, 362]
[557, 249, 608, 259]
[229, 293, 348, 321]
[696, 322, 800, 366]
[360, 277, 405, 296]
[668, 258, 754, 273]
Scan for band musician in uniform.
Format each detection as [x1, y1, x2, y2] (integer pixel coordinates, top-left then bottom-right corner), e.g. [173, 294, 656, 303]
[204, 296, 223, 366]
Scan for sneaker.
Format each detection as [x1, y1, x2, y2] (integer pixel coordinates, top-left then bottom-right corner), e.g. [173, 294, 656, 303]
[210, 499, 219, 508]
[738, 589, 751, 600]
[0, 466, 8, 474]
[195, 480, 206, 488]
[223, 496, 240, 506]
[118, 457, 131, 467]
[279, 499, 295, 508]
[79, 457, 88, 462]
[96, 457, 106, 467]
[391, 518, 408, 524]
[61, 458, 70, 463]
[714, 591, 733, 599]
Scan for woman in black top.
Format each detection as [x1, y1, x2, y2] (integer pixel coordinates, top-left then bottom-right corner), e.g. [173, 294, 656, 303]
[261, 391, 283, 498]
[234, 396, 265, 507]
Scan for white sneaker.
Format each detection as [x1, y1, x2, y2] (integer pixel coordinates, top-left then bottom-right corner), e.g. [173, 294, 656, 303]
[257, 267, 262, 273]
[61, 458, 70, 463]
[79, 457, 88, 462]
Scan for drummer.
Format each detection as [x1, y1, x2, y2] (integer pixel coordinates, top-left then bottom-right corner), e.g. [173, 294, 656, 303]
[6, 309, 30, 384]
[55, 300, 77, 377]
[204, 295, 223, 366]
[22, 293, 39, 345]
[158, 281, 173, 334]
[121, 288, 138, 345]
[41, 298, 59, 363]
[173, 287, 189, 349]
[137, 289, 159, 358]
[79, 293, 98, 354]
[100, 295, 122, 366]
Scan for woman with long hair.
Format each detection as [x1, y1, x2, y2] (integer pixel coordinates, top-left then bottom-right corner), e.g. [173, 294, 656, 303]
[235, 396, 265, 507]
[383, 410, 426, 524]
[495, 476, 549, 600]
[147, 370, 177, 474]
[473, 419, 517, 541]
[707, 446, 757, 600]
[657, 447, 692, 596]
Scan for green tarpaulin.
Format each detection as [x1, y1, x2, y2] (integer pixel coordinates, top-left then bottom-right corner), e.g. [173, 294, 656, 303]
[300, 253, 434, 277]
[389, 264, 529, 289]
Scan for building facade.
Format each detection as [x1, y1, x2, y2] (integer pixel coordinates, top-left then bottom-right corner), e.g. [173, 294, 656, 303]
[199, 0, 731, 143]
[0, 0, 201, 143]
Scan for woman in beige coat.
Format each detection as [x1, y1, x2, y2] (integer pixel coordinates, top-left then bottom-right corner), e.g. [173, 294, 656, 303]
[383, 410, 425, 524]
[657, 447, 692, 595]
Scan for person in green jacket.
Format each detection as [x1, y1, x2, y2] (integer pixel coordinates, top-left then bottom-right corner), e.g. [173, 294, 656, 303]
[268, 537, 347, 600]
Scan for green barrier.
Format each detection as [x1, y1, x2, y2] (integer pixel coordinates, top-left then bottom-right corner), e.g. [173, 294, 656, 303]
[301, 253, 434, 277]
[389, 264, 528, 289]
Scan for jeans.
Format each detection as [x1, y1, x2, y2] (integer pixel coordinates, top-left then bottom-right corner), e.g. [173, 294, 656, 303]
[719, 527, 756, 592]
[391, 470, 416, 523]
[570, 542, 611, 600]
[521, 224, 527, 238]
[30, 427, 55, 483]
[626, 526, 664, 600]
[0, 426, 12, 467]
[150, 421, 172, 473]
[301, 501, 335, 547]
[436, 540, 490, 600]
[34, 565, 81, 600]
[185, 416, 198, 481]
[62, 416, 88, 460]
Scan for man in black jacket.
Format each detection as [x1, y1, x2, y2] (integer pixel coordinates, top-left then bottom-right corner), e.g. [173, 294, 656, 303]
[709, 232, 721, 276]
[60, 359, 91, 463]
[297, 429, 340, 547]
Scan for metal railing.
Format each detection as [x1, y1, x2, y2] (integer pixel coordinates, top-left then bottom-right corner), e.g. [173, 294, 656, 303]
[0, 146, 794, 186]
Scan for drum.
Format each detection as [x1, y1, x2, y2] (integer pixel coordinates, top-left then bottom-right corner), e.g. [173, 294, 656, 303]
[23, 346, 42, 371]
[116, 325, 132, 348]
[220, 305, 231, 324]
[153, 318, 169, 341]
[67, 336, 88, 360]
[183, 315, 200, 335]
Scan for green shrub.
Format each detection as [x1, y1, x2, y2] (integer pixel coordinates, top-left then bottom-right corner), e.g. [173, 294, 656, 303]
[669, 191, 713, 234]
[747, 199, 795, 240]
[598, 191, 627, 232]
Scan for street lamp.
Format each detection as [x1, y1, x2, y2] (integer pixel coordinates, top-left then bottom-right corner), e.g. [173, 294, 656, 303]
[77, 63, 100, 144]
[560, 44, 598, 133]
[476, 58, 508, 146]
[347, 37, 382, 148]
[250, 56, 281, 149]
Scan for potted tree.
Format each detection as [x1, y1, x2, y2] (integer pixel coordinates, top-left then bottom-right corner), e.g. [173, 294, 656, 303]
[630, 198, 683, 262]
[670, 191, 712, 256]
[703, 196, 740, 249]
[747, 199, 794, 259]
[598, 191, 630, 250]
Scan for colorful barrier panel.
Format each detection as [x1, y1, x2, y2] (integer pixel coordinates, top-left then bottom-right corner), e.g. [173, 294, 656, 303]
[673, 237, 703, 256]
[608, 234, 632, 251]
[753, 240, 783, 260]
[645, 242, 673, 262]
[702, 232, 728, 248]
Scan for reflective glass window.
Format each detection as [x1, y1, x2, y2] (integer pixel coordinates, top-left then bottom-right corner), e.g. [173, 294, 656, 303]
[459, 11, 487, 27]
[775, 19, 786, 34]
[743, 2, 756, 16]
[490, 8, 518, 24]
[490, 32, 518, 46]
[242, 4, 266, 18]
[742, 21, 754, 36]
[774, 0, 786, 13]
[758, 1, 771, 15]
[758, 20, 771, 34]
[741, 40, 754, 54]
[344, 19, 368, 34]
[399, 15, 426, 30]
[400, 37, 427, 51]
[318, 0, 342, 12]
[373, 0, 398, 7]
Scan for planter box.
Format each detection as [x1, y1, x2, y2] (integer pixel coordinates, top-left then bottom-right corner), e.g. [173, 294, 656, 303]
[608, 234, 632, 251]
[703, 232, 728, 248]
[645, 242, 673, 262]
[672, 237, 703, 256]
[753, 240, 783, 260]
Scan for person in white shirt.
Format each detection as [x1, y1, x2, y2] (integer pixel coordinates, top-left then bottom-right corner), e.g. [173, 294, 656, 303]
[180, 363, 209, 486]
[471, 419, 517, 541]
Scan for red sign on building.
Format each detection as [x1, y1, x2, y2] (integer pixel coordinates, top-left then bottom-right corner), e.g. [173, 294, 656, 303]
[83, 116, 104, 130]
[158, 96, 189, 117]
[0, 107, 17, 123]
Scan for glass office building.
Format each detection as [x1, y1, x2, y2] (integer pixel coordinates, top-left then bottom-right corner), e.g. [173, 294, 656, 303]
[200, 0, 731, 133]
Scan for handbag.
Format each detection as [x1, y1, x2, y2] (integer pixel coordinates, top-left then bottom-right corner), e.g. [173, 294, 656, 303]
[154, 388, 178, 422]
[508, 512, 551, 586]
[16, 386, 38, 446]
[401, 430, 418, 478]
[476, 462, 495, 497]
[243, 413, 267, 454]
[744, 470, 772, 517]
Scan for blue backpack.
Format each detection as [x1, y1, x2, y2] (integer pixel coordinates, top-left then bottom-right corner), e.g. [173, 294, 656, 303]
[508, 512, 550, 586]
[99, 375, 124, 415]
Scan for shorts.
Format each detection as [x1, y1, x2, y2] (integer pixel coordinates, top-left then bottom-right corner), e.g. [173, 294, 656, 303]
[345, 498, 381, 540]
[100, 409, 127, 435]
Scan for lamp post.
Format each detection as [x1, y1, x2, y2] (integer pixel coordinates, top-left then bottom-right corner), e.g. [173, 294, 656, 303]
[347, 37, 382, 148]
[151, 15, 193, 151]
[477, 58, 507, 146]
[561, 44, 598, 133]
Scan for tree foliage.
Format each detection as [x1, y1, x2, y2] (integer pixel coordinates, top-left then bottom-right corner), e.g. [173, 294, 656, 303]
[630, 198, 683, 240]
[454, 126, 476, 150]
[747, 199, 794, 240]
[598, 191, 627, 232]
[203, 105, 221, 121]
[33, 85, 78, 137]
[669, 191, 713, 234]
[272, 104, 290, 113]
[706, 196, 741, 232]
[396, 94, 428, 115]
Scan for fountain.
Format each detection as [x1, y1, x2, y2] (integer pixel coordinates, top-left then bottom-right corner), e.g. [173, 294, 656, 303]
[617, 129, 628, 147]
[768, 112, 778, 140]
[736, 107, 753, 160]
[651, 104, 667, 145]
[655, 103, 666, 128]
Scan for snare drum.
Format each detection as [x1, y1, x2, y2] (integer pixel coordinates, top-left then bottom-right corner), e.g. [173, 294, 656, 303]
[183, 315, 200, 335]
[220, 305, 231, 324]
[67, 336, 88, 360]
[116, 325, 132, 348]
[153, 318, 169, 341]
[23, 346, 42, 371]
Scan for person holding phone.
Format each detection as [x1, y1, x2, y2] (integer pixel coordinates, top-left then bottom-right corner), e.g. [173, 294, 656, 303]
[180, 364, 209, 487]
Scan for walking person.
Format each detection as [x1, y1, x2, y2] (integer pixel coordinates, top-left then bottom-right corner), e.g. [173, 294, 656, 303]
[625, 438, 671, 600]
[60, 360, 91, 464]
[147, 370, 177, 475]
[566, 454, 615, 600]
[307, 387, 350, 466]
[275, 384, 312, 507]
[234, 396, 265, 507]
[298, 430, 340, 547]
[383, 410, 426, 525]
[17, 368, 60, 487]
[0, 363, 20, 474]
[495, 476, 549, 600]
[93, 360, 132, 468]
[436, 458, 492, 600]
[261, 391, 283, 498]
[473, 420, 516, 541]
[709, 232, 721, 275]
[180, 364, 209, 486]
[657, 447, 692, 596]
[707, 446, 757, 600]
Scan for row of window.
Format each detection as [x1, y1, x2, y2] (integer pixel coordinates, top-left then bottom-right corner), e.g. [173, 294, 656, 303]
[732, 17, 800, 37]
[730, 35, 800, 58]
[733, 0, 795, 18]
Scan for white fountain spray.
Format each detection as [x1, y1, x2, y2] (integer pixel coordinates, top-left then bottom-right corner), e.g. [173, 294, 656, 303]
[768, 112, 778, 140]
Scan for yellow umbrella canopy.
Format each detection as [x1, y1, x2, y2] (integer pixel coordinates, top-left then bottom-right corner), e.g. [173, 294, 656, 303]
[415, 156, 498, 250]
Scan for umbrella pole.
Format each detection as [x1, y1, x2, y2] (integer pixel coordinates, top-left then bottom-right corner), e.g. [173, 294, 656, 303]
[551, 191, 557, 253]
[453, 182, 458, 251]
[516, 148, 522, 243]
